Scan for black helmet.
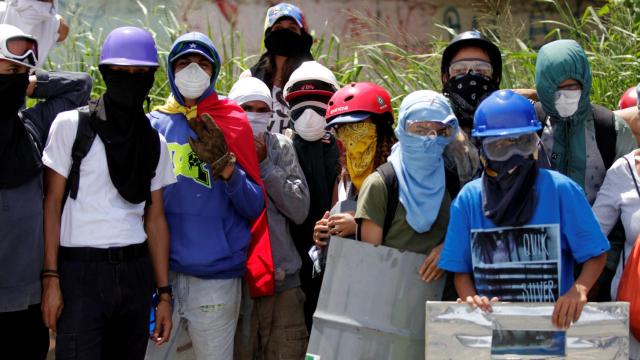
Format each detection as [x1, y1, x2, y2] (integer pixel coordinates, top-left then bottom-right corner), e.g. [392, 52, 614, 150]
[441, 30, 502, 86]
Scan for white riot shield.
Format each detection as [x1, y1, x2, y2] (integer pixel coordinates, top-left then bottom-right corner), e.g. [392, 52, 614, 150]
[306, 238, 446, 360]
[425, 301, 629, 359]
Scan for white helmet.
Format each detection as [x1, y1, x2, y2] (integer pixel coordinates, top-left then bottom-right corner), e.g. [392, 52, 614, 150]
[284, 61, 339, 102]
[0, 24, 38, 68]
[228, 77, 272, 109]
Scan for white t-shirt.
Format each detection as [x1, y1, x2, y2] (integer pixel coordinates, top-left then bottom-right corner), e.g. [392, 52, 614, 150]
[42, 109, 176, 248]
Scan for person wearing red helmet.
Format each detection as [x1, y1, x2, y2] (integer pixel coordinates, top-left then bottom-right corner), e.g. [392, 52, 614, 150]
[619, 85, 639, 110]
[312, 82, 396, 260]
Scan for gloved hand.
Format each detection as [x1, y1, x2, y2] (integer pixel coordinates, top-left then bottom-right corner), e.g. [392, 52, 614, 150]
[188, 113, 236, 181]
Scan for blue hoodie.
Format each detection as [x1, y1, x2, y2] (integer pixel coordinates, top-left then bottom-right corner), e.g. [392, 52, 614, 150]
[148, 32, 264, 279]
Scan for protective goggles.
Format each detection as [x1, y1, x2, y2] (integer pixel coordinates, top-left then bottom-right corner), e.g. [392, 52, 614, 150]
[449, 59, 493, 78]
[482, 133, 538, 161]
[1, 35, 38, 68]
[406, 120, 454, 139]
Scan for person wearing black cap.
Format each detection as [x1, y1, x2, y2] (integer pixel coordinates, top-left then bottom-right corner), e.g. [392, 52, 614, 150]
[441, 30, 502, 135]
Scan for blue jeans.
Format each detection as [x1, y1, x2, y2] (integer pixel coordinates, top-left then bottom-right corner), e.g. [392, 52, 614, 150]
[145, 273, 241, 360]
[56, 255, 154, 360]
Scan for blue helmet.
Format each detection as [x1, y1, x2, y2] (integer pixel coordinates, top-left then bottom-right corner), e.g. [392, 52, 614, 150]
[472, 90, 541, 138]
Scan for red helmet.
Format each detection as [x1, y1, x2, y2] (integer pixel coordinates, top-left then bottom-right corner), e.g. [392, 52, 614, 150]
[325, 82, 393, 128]
[618, 86, 638, 110]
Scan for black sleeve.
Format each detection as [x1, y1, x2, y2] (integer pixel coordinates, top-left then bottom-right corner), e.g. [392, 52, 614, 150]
[21, 70, 93, 147]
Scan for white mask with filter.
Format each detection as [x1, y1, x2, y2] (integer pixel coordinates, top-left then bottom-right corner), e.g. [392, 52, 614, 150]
[294, 108, 327, 142]
[174, 62, 211, 100]
[554, 90, 581, 118]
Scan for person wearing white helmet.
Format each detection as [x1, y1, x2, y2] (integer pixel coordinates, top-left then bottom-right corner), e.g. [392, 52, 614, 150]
[229, 77, 310, 359]
[282, 60, 340, 330]
[0, 0, 69, 66]
[0, 23, 91, 359]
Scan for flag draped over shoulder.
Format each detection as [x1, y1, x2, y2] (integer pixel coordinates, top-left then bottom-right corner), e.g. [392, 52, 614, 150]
[155, 93, 275, 298]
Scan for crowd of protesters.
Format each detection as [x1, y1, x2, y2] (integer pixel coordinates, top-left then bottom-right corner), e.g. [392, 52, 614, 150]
[1, 1, 640, 360]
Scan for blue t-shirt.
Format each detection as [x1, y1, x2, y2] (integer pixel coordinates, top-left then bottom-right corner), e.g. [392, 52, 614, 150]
[438, 169, 609, 301]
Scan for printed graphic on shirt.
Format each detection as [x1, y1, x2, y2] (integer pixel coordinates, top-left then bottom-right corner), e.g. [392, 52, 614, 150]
[167, 143, 211, 188]
[268, 86, 290, 134]
[470, 224, 561, 302]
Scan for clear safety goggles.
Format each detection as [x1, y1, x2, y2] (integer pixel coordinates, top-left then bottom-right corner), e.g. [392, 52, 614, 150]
[482, 133, 538, 161]
[1, 35, 38, 67]
[406, 120, 454, 139]
[449, 59, 493, 78]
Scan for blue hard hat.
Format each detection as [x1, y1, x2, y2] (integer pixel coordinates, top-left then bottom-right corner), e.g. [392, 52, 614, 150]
[472, 90, 541, 138]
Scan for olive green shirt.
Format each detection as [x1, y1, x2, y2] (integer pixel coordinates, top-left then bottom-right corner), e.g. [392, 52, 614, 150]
[355, 172, 450, 254]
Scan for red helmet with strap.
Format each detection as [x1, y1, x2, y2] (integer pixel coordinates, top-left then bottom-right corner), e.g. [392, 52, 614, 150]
[325, 82, 393, 128]
[618, 86, 638, 110]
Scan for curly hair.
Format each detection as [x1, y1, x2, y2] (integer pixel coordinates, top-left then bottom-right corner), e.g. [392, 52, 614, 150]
[373, 113, 397, 169]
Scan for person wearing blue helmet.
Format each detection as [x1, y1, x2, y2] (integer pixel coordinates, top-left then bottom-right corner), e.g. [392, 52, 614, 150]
[41, 26, 175, 359]
[147, 32, 266, 360]
[438, 90, 609, 329]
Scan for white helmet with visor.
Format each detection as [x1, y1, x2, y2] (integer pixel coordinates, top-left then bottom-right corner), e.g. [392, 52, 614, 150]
[0, 24, 39, 68]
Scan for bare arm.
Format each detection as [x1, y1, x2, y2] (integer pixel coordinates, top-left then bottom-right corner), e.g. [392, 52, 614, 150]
[144, 189, 172, 345]
[552, 253, 606, 329]
[454, 272, 497, 312]
[144, 189, 170, 289]
[360, 219, 383, 246]
[41, 167, 67, 331]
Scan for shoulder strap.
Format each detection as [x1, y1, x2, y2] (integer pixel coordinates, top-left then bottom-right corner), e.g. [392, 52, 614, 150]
[622, 156, 640, 269]
[63, 108, 96, 205]
[592, 104, 617, 170]
[376, 162, 398, 240]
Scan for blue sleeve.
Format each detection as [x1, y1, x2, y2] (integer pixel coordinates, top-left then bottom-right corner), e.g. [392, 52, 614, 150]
[225, 165, 265, 221]
[438, 193, 473, 273]
[559, 177, 610, 264]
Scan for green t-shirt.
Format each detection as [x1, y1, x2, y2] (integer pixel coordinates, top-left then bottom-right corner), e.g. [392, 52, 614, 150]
[355, 172, 450, 254]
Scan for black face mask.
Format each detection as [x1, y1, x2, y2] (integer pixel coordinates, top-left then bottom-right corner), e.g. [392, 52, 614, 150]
[482, 155, 538, 227]
[0, 72, 42, 189]
[93, 67, 160, 204]
[264, 29, 312, 57]
[101, 67, 155, 110]
[443, 72, 497, 130]
[0, 73, 29, 118]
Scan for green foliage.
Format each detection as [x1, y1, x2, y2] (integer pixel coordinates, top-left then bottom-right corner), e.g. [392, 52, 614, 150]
[46, 0, 640, 111]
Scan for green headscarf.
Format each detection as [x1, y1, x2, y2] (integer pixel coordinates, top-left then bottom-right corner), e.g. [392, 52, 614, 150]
[535, 39, 593, 188]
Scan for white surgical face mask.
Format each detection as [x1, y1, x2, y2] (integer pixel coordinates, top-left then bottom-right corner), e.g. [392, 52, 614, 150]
[246, 112, 271, 136]
[554, 90, 581, 118]
[174, 62, 211, 100]
[294, 108, 327, 142]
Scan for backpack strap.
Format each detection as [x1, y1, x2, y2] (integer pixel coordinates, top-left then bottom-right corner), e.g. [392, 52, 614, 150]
[534, 102, 617, 169]
[592, 104, 617, 170]
[376, 162, 399, 240]
[63, 107, 96, 207]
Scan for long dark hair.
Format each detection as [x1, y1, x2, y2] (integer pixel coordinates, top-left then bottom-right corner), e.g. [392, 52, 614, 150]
[373, 113, 397, 169]
[250, 51, 313, 90]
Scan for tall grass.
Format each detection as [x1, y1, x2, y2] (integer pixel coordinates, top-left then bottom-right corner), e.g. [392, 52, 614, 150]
[47, 0, 640, 111]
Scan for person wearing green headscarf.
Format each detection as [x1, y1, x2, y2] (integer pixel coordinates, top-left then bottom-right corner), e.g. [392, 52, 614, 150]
[535, 39, 636, 204]
[535, 39, 636, 301]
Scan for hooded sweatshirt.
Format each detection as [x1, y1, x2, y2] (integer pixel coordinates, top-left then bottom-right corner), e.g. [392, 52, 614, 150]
[535, 39, 636, 204]
[229, 77, 310, 292]
[148, 33, 265, 280]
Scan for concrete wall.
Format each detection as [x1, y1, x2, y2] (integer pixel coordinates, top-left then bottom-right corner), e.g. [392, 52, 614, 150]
[58, 0, 603, 52]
